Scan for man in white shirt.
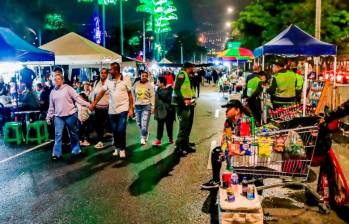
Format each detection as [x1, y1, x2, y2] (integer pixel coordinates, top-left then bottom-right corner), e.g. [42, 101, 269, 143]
[90, 62, 134, 158]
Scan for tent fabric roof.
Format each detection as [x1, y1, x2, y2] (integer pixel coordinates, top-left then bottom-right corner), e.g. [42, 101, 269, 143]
[40, 32, 121, 65]
[254, 24, 337, 57]
[159, 58, 172, 63]
[0, 27, 54, 63]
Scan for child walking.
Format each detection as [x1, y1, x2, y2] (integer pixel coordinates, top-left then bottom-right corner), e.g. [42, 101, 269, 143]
[78, 93, 91, 146]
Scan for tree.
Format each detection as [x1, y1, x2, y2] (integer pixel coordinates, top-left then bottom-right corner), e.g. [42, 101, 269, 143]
[166, 31, 207, 63]
[232, 0, 349, 51]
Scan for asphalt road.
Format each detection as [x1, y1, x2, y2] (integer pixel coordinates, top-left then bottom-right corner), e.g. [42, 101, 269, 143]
[0, 86, 348, 224]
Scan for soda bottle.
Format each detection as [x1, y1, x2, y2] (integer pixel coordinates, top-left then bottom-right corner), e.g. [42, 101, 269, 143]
[242, 177, 248, 197]
[231, 172, 239, 185]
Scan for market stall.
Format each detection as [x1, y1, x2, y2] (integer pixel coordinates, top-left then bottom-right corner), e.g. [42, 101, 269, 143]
[40, 32, 121, 80]
[253, 24, 337, 118]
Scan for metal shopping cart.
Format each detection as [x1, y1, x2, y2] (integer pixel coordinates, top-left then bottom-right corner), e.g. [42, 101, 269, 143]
[228, 126, 328, 212]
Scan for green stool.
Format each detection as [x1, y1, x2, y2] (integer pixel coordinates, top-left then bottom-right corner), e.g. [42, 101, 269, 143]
[26, 120, 49, 144]
[3, 122, 23, 145]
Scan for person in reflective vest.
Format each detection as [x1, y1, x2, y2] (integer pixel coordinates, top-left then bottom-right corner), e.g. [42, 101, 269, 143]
[245, 71, 268, 125]
[172, 62, 196, 156]
[268, 61, 298, 107]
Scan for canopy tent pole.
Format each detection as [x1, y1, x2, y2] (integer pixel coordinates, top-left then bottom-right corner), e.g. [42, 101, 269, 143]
[262, 55, 265, 71]
[303, 62, 309, 116]
[332, 56, 337, 109]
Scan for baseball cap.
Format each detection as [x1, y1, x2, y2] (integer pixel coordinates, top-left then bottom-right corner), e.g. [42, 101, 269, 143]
[221, 99, 243, 109]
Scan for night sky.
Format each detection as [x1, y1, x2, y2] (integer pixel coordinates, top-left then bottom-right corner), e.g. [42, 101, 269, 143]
[0, 0, 252, 32]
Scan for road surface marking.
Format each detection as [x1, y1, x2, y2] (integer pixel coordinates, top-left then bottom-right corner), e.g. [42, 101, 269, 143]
[214, 109, 220, 118]
[0, 140, 53, 165]
[207, 140, 217, 170]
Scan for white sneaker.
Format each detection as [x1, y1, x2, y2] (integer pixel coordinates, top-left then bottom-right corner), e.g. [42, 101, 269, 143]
[140, 138, 146, 145]
[112, 149, 119, 157]
[119, 150, 126, 158]
[94, 141, 104, 149]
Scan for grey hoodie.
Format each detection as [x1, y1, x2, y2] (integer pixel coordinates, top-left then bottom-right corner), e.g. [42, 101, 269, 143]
[47, 84, 90, 119]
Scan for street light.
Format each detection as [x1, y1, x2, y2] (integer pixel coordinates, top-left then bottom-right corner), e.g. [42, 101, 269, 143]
[225, 21, 231, 29]
[227, 7, 234, 14]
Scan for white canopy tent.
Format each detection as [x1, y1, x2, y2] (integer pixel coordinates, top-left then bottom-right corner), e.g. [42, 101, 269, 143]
[40, 32, 122, 67]
[159, 58, 172, 64]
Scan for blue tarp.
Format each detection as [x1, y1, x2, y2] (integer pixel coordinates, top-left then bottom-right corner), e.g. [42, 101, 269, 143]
[254, 24, 337, 57]
[0, 27, 54, 62]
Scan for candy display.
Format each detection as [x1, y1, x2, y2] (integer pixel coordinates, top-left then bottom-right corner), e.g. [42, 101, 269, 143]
[269, 104, 315, 122]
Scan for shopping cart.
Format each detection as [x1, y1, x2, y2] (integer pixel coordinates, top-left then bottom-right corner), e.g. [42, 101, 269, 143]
[228, 126, 328, 212]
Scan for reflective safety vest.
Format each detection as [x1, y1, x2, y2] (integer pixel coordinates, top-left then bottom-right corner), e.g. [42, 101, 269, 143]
[296, 73, 304, 91]
[275, 70, 297, 99]
[180, 71, 195, 98]
[247, 76, 261, 97]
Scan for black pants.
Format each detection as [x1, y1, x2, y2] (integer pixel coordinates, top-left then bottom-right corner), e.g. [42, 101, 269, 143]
[156, 114, 174, 141]
[247, 97, 262, 124]
[95, 108, 109, 141]
[193, 85, 200, 98]
[211, 147, 223, 182]
[78, 120, 89, 141]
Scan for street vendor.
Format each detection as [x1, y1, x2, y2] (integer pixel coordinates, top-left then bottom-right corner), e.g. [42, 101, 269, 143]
[267, 60, 299, 108]
[201, 99, 251, 190]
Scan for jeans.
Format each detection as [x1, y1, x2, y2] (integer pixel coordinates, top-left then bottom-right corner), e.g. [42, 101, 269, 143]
[135, 105, 151, 138]
[53, 113, 81, 157]
[211, 147, 223, 182]
[95, 108, 109, 141]
[156, 114, 174, 141]
[109, 111, 128, 150]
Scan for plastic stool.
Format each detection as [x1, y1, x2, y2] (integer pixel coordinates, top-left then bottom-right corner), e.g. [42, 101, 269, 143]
[26, 120, 49, 144]
[3, 122, 23, 145]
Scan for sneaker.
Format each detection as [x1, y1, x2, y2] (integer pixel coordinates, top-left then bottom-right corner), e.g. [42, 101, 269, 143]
[141, 138, 146, 145]
[51, 155, 63, 161]
[81, 140, 90, 147]
[175, 148, 188, 157]
[201, 180, 220, 190]
[112, 149, 119, 157]
[152, 139, 161, 146]
[186, 146, 196, 153]
[94, 141, 105, 149]
[119, 150, 126, 159]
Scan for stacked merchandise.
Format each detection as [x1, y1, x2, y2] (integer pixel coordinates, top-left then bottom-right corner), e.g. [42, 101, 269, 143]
[268, 104, 315, 124]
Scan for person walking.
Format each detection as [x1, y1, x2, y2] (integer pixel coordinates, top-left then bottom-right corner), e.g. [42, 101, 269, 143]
[91, 68, 110, 149]
[192, 71, 201, 98]
[46, 67, 91, 161]
[133, 71, 155, 145]
[90, 62, 134, 159]
[77, 92, 91, 147]
[152, 76, 175, 146]
[172, 62, 196, 156]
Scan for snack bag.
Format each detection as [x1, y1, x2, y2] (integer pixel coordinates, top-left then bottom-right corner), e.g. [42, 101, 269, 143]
[258, 137, 273, 157]
[240, 138, 251, 156]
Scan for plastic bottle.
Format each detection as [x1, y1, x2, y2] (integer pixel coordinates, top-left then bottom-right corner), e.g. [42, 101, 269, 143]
[231, 172, 239, 185]
[242, 177, 248, 197]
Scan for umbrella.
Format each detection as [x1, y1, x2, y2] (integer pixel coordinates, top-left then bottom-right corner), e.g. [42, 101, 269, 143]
[217, 47, 254, 61]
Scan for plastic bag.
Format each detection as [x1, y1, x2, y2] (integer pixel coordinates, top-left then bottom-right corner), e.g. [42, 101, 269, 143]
[284, 130, 305, 157]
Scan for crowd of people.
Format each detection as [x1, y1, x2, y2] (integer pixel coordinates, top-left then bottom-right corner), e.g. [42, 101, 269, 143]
[44, 62, 202, 161]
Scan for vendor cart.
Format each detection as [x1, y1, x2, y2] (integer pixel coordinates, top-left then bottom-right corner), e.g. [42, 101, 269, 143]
[227, 126, 328, 212]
